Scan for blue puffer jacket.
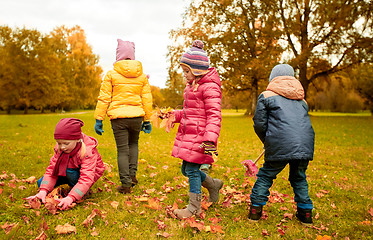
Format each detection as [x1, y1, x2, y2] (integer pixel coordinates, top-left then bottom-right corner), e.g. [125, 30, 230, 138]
[253, 76, 315, 161]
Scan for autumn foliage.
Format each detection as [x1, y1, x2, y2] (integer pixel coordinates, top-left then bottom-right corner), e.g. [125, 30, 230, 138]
[0, 25, 102, 113]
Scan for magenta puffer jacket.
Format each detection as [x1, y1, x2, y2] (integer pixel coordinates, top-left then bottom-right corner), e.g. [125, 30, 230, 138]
[171, 68, 222, 164]
[39, 133, 105, 201]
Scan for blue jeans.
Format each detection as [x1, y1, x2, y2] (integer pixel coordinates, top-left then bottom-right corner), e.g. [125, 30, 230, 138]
[181, 161, 207, 194]
[250, 160, 313, 209]
[37, 168, 80, 188]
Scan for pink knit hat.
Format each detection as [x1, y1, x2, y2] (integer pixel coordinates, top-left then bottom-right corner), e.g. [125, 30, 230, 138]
[54, 118, 84, 140]
[116, 39, 135, 62]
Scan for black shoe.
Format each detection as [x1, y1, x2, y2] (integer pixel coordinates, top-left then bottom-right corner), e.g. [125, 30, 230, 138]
[248, 205, 263, 221]
[131, 176, 138, 187]
[296, 208, 313, 225]
[116, 185, 131, 194]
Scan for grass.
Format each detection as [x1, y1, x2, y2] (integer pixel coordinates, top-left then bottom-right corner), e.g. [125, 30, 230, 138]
[0, 110, 372, 239]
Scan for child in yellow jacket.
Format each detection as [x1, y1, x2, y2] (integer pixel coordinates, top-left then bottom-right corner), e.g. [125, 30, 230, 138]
[94, 39, 153, 194]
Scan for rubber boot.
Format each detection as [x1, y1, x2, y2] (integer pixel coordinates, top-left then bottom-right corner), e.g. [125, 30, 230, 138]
[174, 192, 202, 219]
[201, 175, 223, 203]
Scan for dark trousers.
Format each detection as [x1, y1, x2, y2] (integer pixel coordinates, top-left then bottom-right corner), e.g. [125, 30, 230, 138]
[111, 117, 142, 186]
[250, 160, 313, 209]
[37, 168, 80, 188]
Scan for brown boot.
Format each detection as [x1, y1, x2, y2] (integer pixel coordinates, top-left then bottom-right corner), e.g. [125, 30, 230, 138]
[131, 176, 138, 187]
[174, 192, 202, 219]
[201, 175, 223, 203]
[116, 185, 131, 194]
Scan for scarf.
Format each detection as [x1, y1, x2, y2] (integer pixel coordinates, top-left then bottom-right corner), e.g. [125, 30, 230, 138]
[52, 142, 82, 177]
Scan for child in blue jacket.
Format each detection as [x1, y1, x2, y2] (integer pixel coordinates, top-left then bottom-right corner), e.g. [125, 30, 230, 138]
[249, 64, 315, 225]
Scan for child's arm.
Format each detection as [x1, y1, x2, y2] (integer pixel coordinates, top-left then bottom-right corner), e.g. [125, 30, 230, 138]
[94, 72, 113, 120]
[141, 75, 153, 121]
[173, 110, 183, 123]
[253, 94, 268, 143]
[202, 83, 222, 144]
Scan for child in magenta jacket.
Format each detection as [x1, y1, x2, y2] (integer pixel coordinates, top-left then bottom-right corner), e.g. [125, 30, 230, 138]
[26, 118, 105, 210]
[170, 40, 224, 219]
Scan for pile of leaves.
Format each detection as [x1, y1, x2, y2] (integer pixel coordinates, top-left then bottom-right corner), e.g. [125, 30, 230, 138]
[151, 107, 175, 133]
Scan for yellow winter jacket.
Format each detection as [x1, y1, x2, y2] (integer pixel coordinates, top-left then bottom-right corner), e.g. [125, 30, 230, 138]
[94, 60, 153, 121]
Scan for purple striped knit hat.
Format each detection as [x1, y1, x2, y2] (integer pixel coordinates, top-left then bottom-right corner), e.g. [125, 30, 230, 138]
[180, 40, 209, 76]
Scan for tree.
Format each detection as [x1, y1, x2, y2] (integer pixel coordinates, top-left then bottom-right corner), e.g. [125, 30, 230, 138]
[353, 63, 373, 114]
[50, 26, 102, 110]
[0, 26, 16, 113]
[168, 0, 373, 113]
[271, 0, 373, 94]
[160, 70, 185, 108]
[0, 25, 103, 113]
[168, 0, 283, 114]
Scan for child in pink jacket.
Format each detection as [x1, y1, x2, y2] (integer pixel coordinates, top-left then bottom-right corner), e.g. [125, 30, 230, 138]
[170, 40, 224, 219]
[26, 118, 105, 210]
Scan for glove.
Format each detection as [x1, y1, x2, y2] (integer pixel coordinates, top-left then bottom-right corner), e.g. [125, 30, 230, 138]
[56, 196, 74, 210]
[26, 189, 48, 203]
[94, 119, 104, 135]
[141, 121, 152, 134]
[200, 141, 218, 156]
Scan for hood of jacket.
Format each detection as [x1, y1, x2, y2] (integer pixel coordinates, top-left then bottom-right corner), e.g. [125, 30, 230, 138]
[196, 67, 221, 88]
[113, 60, 143, 78]
[266, 76, 304, 100]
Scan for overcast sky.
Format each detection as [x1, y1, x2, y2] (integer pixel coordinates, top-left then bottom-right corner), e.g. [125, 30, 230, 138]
[0, 0, 190, 88]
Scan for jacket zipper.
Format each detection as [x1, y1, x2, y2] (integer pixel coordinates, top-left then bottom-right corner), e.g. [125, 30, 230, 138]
[177, 86, 189, 156]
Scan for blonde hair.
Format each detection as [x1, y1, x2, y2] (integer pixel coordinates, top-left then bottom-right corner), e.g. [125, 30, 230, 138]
[79, 141, 86, 159]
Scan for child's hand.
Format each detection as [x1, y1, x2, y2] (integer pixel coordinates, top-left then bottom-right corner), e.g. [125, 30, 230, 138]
[141, 121, 152, 134]
[26, 189, 48, 203]
[94, 119, 104, 135]
[56, 196, 74, 210]
[200, 141, 218, 156]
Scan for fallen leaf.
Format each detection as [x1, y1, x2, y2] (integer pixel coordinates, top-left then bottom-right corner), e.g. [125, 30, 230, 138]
[145, 188, 156, 194]
[110, 201, 119, 209]
[156, 232, 171, 238]
[25, 176, 36, 184]
[28, 198, 42, 209]
[211, 224, 225, 234]
[277, 227, 285, 236]
[35, 230, 47, 240]
[261, 229, 270, 236]
[1, 222, 18, 234]
[368, 208, 373, 217]
[358, 221, 371, 225]
[0, 173, 8, 180]
[316, 235, 332, 240]
[55, 223, 76, 234]
[283, 213, 293, 220]
[82, 209, 104, 228]
[135, 196, 149, 202]
[145, 198, 160, 210]
[185, 217, 204, 231]
[44, 198, 59, 215]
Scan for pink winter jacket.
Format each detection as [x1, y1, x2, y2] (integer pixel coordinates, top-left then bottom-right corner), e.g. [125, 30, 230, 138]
[39, 133, 105, 201]
[171, 68, 222, 164]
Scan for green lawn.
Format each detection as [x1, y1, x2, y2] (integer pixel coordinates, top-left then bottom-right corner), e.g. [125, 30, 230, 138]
[0, 111, 372, 239]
